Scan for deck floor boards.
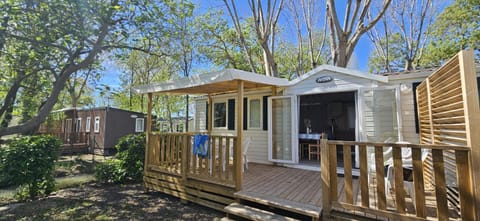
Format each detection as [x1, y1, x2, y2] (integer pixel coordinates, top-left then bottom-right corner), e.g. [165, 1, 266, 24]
[242, 163, 353, 209]
[240, 163, 459, 219]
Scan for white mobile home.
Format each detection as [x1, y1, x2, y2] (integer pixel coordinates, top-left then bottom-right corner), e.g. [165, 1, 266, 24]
[135, 50, 480, 220]
[193, 65, 479, 169]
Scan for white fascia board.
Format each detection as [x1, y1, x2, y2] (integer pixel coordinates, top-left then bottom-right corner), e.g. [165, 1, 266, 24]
[133, 69, 289, 94]
[289, 65, 388, 85]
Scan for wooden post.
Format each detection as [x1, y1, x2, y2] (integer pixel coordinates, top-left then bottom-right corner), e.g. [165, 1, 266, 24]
[235, 80, 244, 191]
[458, 49, 479, 219]
[181, 134, 188, 181]
[144, 93, 153, 188]
[207, 95, 213, 137]
[320, 138, 331, 217]
[359, 144, 369, 207]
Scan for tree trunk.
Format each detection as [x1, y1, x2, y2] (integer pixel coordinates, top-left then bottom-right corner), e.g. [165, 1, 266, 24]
[334, 37, 349, 67]
[405, 59, 414, 71]
[0, 22, 110, 136]
[260, 41, 278, 77]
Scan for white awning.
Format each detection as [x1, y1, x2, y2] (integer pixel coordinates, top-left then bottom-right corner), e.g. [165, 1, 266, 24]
[133, 69, 289, 95]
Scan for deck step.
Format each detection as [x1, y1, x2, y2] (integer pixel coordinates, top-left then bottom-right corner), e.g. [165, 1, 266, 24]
[234, 191, 321, 218]
[225, 203, 300, 221]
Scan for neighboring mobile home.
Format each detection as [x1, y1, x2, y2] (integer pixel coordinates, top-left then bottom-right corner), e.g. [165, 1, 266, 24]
[158, 116, 194, 132]
[38, 107, 146, 155]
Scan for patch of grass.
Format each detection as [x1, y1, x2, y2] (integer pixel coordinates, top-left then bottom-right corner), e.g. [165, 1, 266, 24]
[0, 187, 16, 204]
[55, 158, 95, 176]
[55, 175, 95, 189]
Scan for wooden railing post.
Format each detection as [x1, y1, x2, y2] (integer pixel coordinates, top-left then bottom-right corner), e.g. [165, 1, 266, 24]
[455, 150, 474, 221]
[235, 80, 244, 191]
[432, 149, 448, 221]
[359, 144, 369, 208]
[181, 134, 188, 181]
[374, 146, 386, 210]
[392, 146, 405, 213]
[321, 138, 331, 217]
[412, 147, 426, 218]
[144, 93, 153, 173]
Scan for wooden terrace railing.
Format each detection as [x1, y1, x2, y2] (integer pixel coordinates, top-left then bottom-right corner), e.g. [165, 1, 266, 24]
[321, 140, 474, 220]
[145, 132, 239, 189]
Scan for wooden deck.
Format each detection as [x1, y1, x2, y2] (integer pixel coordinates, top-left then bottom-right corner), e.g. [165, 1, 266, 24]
[241, 163, 326, 208]
[238, 163, 461, 220]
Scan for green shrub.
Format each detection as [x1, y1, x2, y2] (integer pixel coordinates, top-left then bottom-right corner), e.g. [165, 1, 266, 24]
[0, 135, 61, 200]
[94, 133, 145, 184]
[94, 159, 125, 183]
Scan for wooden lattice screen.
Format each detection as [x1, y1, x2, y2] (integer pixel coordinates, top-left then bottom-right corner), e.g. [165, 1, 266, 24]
[416, 50, 480, 219]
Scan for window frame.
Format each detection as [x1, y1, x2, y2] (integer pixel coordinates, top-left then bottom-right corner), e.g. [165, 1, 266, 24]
[213, 101, 228, 129]
[135, 118, 144, 132]
[85, 117, 91, 132]
[94, 116, 100, 133]
[65, 118, 72, 133]
[248, 97, 262, 129]
[75, 118, 82, 132]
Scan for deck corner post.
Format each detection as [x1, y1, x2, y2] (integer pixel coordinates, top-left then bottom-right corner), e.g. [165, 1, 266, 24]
[235, 80, 244, 191]
[458, 49, 480, 220]
[143, 93, 153, 191]
[320, 137, 331, 217]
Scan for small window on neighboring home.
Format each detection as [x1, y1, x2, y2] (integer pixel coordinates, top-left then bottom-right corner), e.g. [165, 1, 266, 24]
[75, 118, 82, 132]
[161, 123, 168, 132]
[214, 102, 227, 128]
[249, 98, 261, 129]
[177, 123, 184, 132]
[135, 118, 144, 132]
[86, 117, 91, 132]
[94, 116, 100, 133]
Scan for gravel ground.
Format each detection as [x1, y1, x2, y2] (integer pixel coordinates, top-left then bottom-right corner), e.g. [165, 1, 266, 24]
[0, 183, 224, 221]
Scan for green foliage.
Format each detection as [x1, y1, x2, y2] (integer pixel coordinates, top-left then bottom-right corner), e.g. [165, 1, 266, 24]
[0, 135, 61, 200]
[115, 133, 145, 181]
[95, 133, 145, 184]
[368, 33, 406, 73]
[94, 159, 125, 184]
[421, 0, 480, 66]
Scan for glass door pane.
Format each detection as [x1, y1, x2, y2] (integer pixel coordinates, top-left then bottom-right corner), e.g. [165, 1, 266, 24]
[268, 96, 296, 163]
[362, 88, 399, 142]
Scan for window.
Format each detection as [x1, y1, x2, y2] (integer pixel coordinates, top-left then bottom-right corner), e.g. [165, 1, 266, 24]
[176, 123, 184, 132]
[94, 116, 100, 133]
[214, 102, 227, 128]
[161, 123, 168, 132]
[412, 82, 421, 134]
[75, 118, 82, 132]
[85, 117, 91, 132]
[65, 119, 72, 132]
[135, 118, 144, 132]
[249, 98, 261, 128]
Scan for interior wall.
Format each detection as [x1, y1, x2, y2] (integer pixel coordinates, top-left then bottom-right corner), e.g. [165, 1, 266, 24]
[299, 91, 355, 141]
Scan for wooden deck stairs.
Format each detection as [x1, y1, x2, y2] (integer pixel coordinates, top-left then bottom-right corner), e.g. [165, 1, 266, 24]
[224, 190, 321, 221]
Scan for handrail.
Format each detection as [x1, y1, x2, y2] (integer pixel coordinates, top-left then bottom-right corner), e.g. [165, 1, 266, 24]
[326, 140, 470, 151]
[321, 139, 474, 220]
[146, 133, 238, 189]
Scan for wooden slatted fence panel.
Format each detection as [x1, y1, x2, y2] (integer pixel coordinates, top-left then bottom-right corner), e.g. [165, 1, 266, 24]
[415, 50, 478, 219]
